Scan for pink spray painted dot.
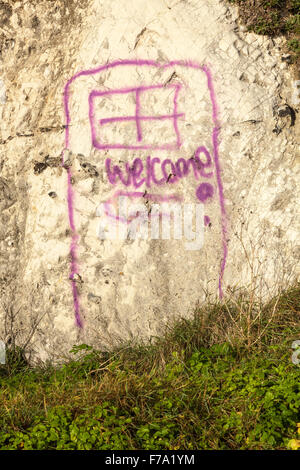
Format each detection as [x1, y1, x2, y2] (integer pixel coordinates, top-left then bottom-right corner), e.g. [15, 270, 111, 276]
[196, 183, 214, 202]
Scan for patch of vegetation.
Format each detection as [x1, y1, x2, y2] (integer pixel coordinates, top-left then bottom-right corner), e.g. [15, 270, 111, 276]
[287, 37, 300, 53]
[228, 0, 300, 69]
[0, 285, 299, 450]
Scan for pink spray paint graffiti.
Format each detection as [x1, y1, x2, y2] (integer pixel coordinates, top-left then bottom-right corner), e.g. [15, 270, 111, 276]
[104, 146, 214, 200]
[63, 60, 228, 328]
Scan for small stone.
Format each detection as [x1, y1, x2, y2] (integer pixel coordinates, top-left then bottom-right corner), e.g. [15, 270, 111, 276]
[252, 50, 262, 61]
[63, 158, 72, 169]
[33, 161, 47, 175]
[48, 191, 57, 198]
[277, 105, 291, 117]
[69, 273, 82, 283]
[45, 156, 61, 168]
[282, 54, 292, 63]
[87, 293, 102, 304]
[80, 161, 99, 177]
[242, 45, 249, 56]
[279, 62, 287, 69]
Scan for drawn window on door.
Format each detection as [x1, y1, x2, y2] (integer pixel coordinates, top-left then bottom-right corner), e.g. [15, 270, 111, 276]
[89, 83, 185, 151]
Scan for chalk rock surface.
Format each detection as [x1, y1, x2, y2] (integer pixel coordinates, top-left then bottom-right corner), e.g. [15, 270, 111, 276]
[0, 0, 299, 362]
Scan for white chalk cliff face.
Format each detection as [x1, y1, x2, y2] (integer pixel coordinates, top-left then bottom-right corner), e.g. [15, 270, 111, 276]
[0, 0, 299, 362]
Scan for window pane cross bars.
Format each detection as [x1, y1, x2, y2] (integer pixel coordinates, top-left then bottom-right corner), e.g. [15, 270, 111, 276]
[89, 83, 185, 151]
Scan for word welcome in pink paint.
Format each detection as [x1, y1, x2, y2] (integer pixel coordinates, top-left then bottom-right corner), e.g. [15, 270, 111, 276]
[105, 147, 214, 203]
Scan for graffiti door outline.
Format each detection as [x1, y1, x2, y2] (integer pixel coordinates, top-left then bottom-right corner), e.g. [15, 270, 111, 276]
[63, 60, 228, 328]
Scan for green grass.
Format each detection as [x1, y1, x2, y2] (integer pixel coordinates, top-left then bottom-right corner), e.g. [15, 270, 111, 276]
[287, 37, 300, 53]
[0, 285, 299, 450]
[228, 0, 300, 63]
